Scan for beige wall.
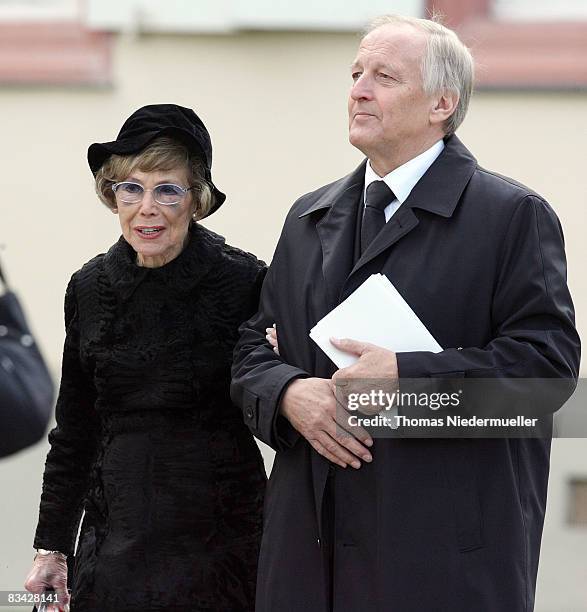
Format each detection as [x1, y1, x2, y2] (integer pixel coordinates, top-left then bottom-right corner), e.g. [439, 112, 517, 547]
[0, 31, 585, 610]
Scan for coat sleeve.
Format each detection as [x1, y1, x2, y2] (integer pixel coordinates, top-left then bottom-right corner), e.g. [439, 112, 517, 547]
[231, 234, 310, 452]
[33, 275, 100, 555]
[396, 195, 580, 413]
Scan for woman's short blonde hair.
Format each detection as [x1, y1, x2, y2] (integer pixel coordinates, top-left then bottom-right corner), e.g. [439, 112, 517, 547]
[95, 137, 214, 220]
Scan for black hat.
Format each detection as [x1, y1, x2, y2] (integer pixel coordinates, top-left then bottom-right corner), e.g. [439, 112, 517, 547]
[87, 104, 226, 216]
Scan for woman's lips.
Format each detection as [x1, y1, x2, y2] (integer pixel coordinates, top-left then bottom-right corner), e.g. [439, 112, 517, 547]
[134, 227, 165, 239]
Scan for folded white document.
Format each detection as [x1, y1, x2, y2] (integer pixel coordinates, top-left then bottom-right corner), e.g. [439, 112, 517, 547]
[309, 273, 442, 368]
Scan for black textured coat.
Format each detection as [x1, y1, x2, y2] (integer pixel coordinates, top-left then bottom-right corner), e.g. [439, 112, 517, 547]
[34, 224, 267, 611]
[231, 136, 581, 612]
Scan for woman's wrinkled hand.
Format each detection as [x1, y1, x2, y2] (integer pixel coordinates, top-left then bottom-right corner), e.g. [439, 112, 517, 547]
[24, 552, 70, 612]
[265, 324, 279, 355]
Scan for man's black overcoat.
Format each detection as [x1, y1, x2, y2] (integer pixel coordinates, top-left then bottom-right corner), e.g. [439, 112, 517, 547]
[231, 136, 580, 612]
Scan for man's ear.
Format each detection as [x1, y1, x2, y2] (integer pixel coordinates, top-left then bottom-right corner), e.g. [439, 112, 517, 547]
[430, 91, 459, 126]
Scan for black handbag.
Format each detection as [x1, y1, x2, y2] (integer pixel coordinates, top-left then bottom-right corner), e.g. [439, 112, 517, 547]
[0, 259, 54, 458]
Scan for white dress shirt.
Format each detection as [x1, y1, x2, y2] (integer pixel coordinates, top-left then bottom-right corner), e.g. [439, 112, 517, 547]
[364, 140, 445, 222]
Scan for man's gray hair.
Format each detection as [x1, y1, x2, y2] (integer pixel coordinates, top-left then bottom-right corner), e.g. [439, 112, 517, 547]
[366, 14, 474, 135]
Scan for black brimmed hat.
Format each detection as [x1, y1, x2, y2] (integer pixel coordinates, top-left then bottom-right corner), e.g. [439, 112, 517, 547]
[87, 104, 226, 216]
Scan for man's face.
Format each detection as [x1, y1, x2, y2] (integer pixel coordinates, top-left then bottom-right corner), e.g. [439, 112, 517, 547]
[348, 24, 438, 173]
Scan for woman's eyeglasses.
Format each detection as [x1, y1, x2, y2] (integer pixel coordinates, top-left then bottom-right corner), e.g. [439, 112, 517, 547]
[112, 182, 194, 206]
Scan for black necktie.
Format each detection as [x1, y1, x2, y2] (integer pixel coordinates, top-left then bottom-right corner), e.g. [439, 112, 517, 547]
[361, 180, 393, 254]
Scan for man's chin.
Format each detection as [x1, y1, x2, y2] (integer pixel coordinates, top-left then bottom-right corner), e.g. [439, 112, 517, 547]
[348, 132, 369, 155]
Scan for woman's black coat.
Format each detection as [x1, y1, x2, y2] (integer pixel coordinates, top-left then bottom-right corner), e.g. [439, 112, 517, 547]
[34, 224, 267, 611]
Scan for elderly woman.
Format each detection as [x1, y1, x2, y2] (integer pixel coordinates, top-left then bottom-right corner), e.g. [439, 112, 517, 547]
[24, 104, 267, 611]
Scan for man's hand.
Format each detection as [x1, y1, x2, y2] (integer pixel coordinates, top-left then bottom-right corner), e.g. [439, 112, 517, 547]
[280, 377, 373, 468]
[331, 337, 398, 380]
[331, 338, 399, 416]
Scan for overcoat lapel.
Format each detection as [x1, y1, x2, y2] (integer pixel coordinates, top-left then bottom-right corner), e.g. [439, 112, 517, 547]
[350, 206, 420, 277]
[299, 162, 366, 312]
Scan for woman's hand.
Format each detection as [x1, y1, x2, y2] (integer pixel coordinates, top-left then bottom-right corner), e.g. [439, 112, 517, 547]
[265, 324, 279, 355]
[24, 552, 70, 612]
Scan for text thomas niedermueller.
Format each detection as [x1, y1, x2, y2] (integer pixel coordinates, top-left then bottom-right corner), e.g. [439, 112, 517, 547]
[347, 414, 539, 428]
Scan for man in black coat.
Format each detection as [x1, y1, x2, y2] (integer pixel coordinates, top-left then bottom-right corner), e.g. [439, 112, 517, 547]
[231, 14, 580, 612]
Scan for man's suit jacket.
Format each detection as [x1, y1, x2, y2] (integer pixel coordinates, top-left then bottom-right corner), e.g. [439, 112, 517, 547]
[231, 135, 580, 612]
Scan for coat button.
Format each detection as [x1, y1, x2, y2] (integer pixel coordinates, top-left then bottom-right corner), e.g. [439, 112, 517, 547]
[20, 334, 34, 347]
[245, 407, 254, 420]
[317, 538, 321, 547]
[0, 325, 7, 337]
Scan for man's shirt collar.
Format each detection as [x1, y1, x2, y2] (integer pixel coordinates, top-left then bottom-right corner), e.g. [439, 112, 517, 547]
[364, 139, 445, 205]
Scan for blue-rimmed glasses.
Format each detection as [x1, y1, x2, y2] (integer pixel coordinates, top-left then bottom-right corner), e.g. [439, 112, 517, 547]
[112, 182, 194, 206]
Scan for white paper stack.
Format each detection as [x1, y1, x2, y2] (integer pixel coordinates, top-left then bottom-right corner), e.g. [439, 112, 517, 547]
[309, 273, 442, 368]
